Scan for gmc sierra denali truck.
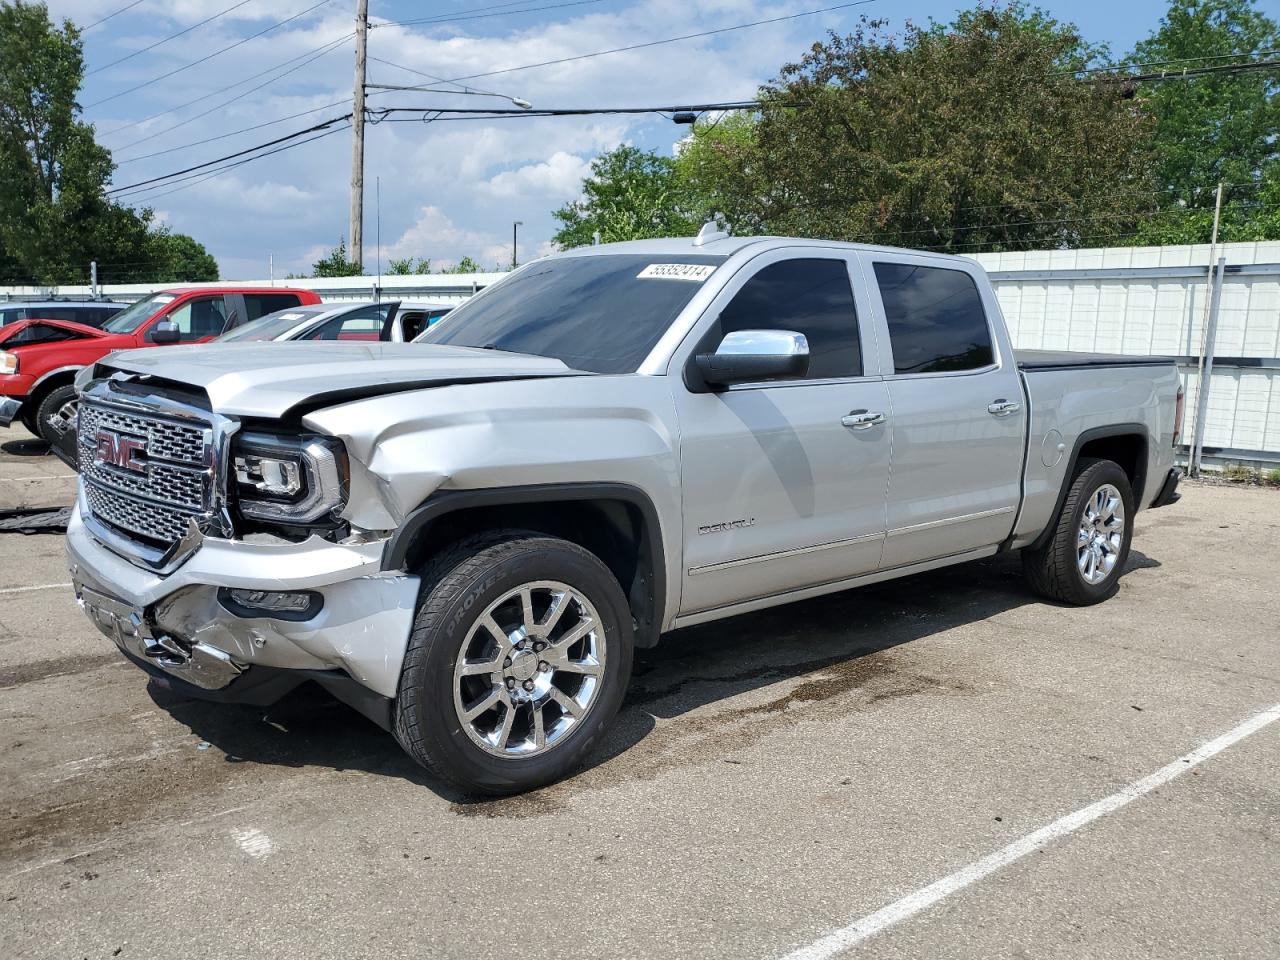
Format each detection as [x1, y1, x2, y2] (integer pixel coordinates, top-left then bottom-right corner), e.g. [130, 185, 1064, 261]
[65, 230, 1183, 794]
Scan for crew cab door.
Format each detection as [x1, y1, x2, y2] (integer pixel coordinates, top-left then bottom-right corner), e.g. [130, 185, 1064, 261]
[673, 249, 891, 616]
[860, 253, 1025, 569]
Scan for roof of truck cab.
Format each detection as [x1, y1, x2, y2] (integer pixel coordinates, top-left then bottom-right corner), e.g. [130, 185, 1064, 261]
[155, 286, 316, 294]
[544, 235, 981, 263]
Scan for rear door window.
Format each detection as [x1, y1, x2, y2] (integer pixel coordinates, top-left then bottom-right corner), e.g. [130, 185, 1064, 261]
[873, 263, 995, 374]
[716, 258, 862, 380]
[243, 293, 304, 321]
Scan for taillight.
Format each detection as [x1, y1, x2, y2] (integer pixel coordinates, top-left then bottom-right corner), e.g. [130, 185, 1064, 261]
[1173, 385, 1185, 448]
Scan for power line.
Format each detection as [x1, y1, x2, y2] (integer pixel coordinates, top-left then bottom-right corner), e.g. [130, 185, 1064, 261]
[107, 115, 350, 196]
[373, 0, 608, 30]
[110, 38, 352, 159]
[86, 0, 258, 75]
[100, 2, 875, 195]
[100, 32, 353, 138]
[438, 0, 879, 85]
[370, 100, 766, 120]
[115, 97, 352, 164]
[85, 0, 335, 109]
[1066, 48, 1280, 77]
[368, 55, 518, 99]
[1097, 58, 1280, 83]
[82, 0, 147, 32]
[119, 124, 350, 204]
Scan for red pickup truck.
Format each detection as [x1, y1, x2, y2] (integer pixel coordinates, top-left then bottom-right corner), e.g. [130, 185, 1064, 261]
[0, 286, 320, 444]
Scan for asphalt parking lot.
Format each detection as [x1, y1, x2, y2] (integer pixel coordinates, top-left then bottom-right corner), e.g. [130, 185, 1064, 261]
[2, 423, 1278, 960]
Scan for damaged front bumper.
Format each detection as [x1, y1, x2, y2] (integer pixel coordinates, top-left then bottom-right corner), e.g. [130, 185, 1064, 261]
[66, 504, 420, 718]
[0, 395, 22, 428]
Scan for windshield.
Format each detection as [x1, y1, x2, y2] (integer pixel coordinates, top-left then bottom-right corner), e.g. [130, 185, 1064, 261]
[417, 254, 726, 373]
[218, 308, 323, 343]
[102, 293, 177, 334]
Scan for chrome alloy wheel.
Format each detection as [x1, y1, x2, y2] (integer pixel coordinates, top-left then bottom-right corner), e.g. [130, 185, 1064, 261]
[1077, 483, 1125, 585]
[48, 397, 77, 437]
[452, 580, 606, 759]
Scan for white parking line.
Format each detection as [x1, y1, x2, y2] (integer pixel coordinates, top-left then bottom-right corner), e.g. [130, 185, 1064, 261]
[0, 475, 77, 481]
[0, 583, 72, 595]
[780, 702, 1280, 960]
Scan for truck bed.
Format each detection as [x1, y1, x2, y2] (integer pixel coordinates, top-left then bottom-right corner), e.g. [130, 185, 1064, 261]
[1016, 350, 1176, 371]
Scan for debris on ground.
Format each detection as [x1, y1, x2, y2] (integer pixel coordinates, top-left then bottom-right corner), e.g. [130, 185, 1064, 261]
[0, 506, 72, 534]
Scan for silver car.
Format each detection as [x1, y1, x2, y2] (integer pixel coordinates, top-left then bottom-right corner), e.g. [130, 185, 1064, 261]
[217, 300, 455, 344]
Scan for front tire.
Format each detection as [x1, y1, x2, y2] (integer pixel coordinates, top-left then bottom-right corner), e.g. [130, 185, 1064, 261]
[34, 384, 78, 446]
[394, 531, 634, 795]
[1023, 457, 1135, 605]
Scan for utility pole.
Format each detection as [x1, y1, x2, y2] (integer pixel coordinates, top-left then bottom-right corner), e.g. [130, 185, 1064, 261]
[349, 0, 369, 270]
[512, 221, 522, 269]
[89, 260, 98, 299]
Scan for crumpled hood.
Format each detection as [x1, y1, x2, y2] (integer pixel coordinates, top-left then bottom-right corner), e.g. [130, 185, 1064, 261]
[0, 317, 108, 345]
[97, 341, 582, 418]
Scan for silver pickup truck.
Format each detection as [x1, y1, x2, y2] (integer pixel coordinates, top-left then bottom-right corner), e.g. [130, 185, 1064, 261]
[66, 231, 1183, 794]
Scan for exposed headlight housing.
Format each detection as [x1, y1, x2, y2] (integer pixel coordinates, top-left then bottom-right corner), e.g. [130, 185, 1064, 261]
[0, 351, 17, 375]
[232, 432, 348, 526]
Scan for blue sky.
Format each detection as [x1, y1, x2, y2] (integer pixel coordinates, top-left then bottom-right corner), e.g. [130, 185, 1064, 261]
[49, 0, 1177, 279]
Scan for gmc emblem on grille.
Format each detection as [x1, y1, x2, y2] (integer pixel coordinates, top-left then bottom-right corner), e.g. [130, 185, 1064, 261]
[95, 429, 146, 473]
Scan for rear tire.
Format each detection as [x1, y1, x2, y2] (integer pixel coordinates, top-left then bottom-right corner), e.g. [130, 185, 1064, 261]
[394, 530, 634, 795]
[34, 384, 78, 446]
[1022, 457, 1134, 605]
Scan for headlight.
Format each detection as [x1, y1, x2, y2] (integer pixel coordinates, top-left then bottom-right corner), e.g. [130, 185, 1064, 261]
[0, 351, 17, 375]
[232, 432, 348, 525]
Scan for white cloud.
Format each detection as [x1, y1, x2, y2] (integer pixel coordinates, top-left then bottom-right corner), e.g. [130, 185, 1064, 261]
[375, 205, 513, 271]
[52, 0, 855, 278]
[478, 151, 591, 200]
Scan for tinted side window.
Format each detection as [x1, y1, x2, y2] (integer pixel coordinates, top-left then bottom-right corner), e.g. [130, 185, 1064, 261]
[874, 263, 994, 374]
[718, 259, 861, 380]
[40, 308, 83, 323]
[244, 294, 303, 320]
[303, 304, 389, 341]
[163, 296, 229, 341]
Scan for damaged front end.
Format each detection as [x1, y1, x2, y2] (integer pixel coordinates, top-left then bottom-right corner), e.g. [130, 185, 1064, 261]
[67, 373, 420, 722]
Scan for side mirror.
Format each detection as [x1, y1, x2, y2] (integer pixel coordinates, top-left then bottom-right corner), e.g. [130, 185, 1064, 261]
[149, 320, 180, 345]
[695, 329, 809, 388]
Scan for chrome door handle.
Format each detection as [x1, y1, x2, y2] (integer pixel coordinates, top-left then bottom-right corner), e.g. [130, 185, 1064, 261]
[841, 410, 886, 430]
[987, 399, 1021, 417]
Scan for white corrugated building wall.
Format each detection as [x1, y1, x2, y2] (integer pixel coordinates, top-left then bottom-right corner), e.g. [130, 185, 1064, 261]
[970, 241, 1280, 466]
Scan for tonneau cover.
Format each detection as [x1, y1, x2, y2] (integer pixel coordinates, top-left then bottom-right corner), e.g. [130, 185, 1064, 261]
[1016, 350, 1177, 371]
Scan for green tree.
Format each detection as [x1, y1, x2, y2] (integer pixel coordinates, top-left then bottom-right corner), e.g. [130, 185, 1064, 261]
[672, 113, 763, 231]
[552, 145, 700, 249]
[312, 238, 363, 277]
[1128, 0, 1280, 241]
[147, 228, 219, 282]
[439, 256, 482, 274]
[676, 5, 1155, 252]
[0, 1, 115, 282]
[388, 255, 431, 274]
[0, 2, 221, 283]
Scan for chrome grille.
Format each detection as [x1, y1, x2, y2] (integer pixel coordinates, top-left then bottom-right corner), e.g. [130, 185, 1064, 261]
[78, 397, 212, 551]
[84, 482, 196, 545]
